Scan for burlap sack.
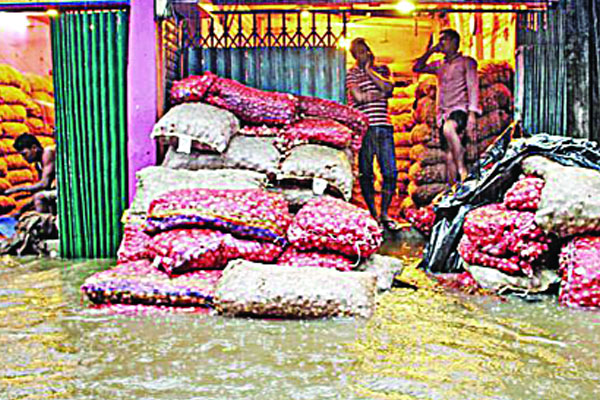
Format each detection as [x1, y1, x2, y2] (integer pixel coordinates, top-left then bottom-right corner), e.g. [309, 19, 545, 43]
[214, 260, 377, 319]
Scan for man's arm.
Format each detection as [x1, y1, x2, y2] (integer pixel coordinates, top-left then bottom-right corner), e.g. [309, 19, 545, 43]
[413, 38, 440, 74]
[366, 63, 394, 96]
[465, 57, 482, 135]
[347, 69, 385, 104]
[5, 149, 55, 195]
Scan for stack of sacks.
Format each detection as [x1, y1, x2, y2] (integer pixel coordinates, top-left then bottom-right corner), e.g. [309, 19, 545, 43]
[162, 72, 360, 209]
[83, 187, 292, 307]
[558, 236, 600, 309]
[0, 65, 40, 215]
[282, 196, 383, 271]
[413, 76, 437, 127]
[407, 140, 447, 207]
[458, 175, 554, 278]
[466, 61, 514, 165]
[24, 73, 55, 139]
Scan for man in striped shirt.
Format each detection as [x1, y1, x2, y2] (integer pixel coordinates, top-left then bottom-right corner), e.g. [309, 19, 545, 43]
[346, 38, 397, 228]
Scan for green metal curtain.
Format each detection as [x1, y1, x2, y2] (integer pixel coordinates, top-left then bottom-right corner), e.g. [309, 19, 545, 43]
[50, 9, 129, 258]
[186, 47, 347, 104]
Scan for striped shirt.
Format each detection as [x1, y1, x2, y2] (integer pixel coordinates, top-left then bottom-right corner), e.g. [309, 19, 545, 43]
[346, 65, 392, 127]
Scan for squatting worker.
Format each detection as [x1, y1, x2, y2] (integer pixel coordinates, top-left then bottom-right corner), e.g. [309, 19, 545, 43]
[3, 133, 57, 214]
[413, 29, 481, 183]
[346, 38, 397, 229]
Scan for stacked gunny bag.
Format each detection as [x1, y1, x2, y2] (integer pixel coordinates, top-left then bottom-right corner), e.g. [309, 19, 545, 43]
[81, 72, 406, 318]
[0, 64, 56, 216]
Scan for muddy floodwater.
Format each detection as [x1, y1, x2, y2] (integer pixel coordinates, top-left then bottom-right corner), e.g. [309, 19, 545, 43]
[1, 246, 599, 400]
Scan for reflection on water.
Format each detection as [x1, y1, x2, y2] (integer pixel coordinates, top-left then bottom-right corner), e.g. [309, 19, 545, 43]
[1, 255, 600, 400]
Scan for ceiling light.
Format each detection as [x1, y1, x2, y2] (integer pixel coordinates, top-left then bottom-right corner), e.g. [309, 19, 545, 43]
[395, 0, 416, 14]
[46, 9, 59, 17]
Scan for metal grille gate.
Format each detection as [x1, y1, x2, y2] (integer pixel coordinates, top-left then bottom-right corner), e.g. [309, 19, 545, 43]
[181, 9, 349, 104]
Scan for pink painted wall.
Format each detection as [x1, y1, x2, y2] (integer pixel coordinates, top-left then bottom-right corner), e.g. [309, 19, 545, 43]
[126, 0, 157, 204]
[0, 13, 52, 76]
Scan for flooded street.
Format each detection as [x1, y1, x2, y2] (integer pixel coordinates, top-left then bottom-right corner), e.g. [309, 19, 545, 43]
[1, 247, 600, 400]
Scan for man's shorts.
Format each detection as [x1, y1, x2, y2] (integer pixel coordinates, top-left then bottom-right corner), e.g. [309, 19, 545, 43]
[439, 110, 468, 149]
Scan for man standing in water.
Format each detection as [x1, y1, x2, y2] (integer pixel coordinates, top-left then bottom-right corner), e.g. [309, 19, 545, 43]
[413, 29, 481, 183]
[346, 38, 397, 229]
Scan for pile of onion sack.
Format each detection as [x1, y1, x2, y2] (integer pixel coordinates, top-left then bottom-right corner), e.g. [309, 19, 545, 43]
[458, 175, 555, 277]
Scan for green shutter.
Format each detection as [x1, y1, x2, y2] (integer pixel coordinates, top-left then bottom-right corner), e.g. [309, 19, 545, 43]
[187, 47, 347, 104]
[51, 9, 129, 258]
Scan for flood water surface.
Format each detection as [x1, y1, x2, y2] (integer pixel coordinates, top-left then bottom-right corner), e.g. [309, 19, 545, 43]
[1, 253, 599, 399]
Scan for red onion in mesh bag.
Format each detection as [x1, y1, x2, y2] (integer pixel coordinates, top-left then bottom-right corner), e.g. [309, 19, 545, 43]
[393, 131, 412, 147]
[281, 118, 353, 149]
[147, 228, 284, 276]
[462, 204, 553, 276]
[478, 61, 514, 88]
[145, 188, 292, 245]
[80, 260, 223, 307]
[148, 229, 225, 275]
[170, 72, 217, 104]
[407, 182, 447, 207]
[238, 124, 282, 137]
[287, 196, 383, 258]
[221, 233, 284, 264]
[117, 224, 152, 264]
[408, 162, 447, 185]
[409, 144, 447, 166]
[206, 76, 298, 126]
[503, 175, 545, 211]
[296, 95, 369, 137]
[414, 96, 436, 125]
[558, 235, 600, 309]
[277, 247, 355, 272]
[402, 203, 436, 237]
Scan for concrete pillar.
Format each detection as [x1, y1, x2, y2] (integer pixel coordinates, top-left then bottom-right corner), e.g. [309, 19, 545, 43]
[126, 0, 157, 204]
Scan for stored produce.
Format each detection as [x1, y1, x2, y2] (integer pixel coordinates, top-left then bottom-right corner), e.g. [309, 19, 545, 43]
[281, 118, 352, 149]
[214, 260, 377, 319]
[81, 260, 222, 307]
[151, 102, 239, 153]
[287, 196, 382, 258]
[277, 247, 355, 271]
[207, 76, 297, 126]
[170, 72, 217, 104]
[559, 235, 600, 309]
[145, 188, 292, 245]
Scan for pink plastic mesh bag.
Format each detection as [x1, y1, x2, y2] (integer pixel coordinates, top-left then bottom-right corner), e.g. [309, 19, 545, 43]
[145, 188, 292, 245]
[281, 118, 352, 149]
[287, 196, 383, 259]
[147, 229, 284, 276]
[277, 247, 355, 271]
[170, 72, 217, 104]
[117, 224, 152, 264]
[503, 175, 545, 211]
[81, 260, 223, 307]
[206, 77, 297, 126]
[558, 235, 600, 309]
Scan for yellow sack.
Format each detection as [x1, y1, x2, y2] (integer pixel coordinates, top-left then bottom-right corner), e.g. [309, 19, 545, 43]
[37, 136, 55, 148]
[0, 195, 17, 215]
[5, 154, 29, 170]
[0, 64, 25, 89]
[1, 122, 29, 138]
[26, 118, 44, 134]
[25, 100, 43, 118]
[0, 159, 7, 177]
[32, 91, 54, 104]
[0, 139, 16, 155]
[0, 85, 29, 106]
[0, 177, 11, 191]
[7, 169, 34, 186]
[0, 105, 27, 122]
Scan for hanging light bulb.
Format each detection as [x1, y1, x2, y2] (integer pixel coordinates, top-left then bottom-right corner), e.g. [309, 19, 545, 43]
[46, 9, 59, 17]
[338, 36, 351, 50]
[395, 0, 416, 14]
